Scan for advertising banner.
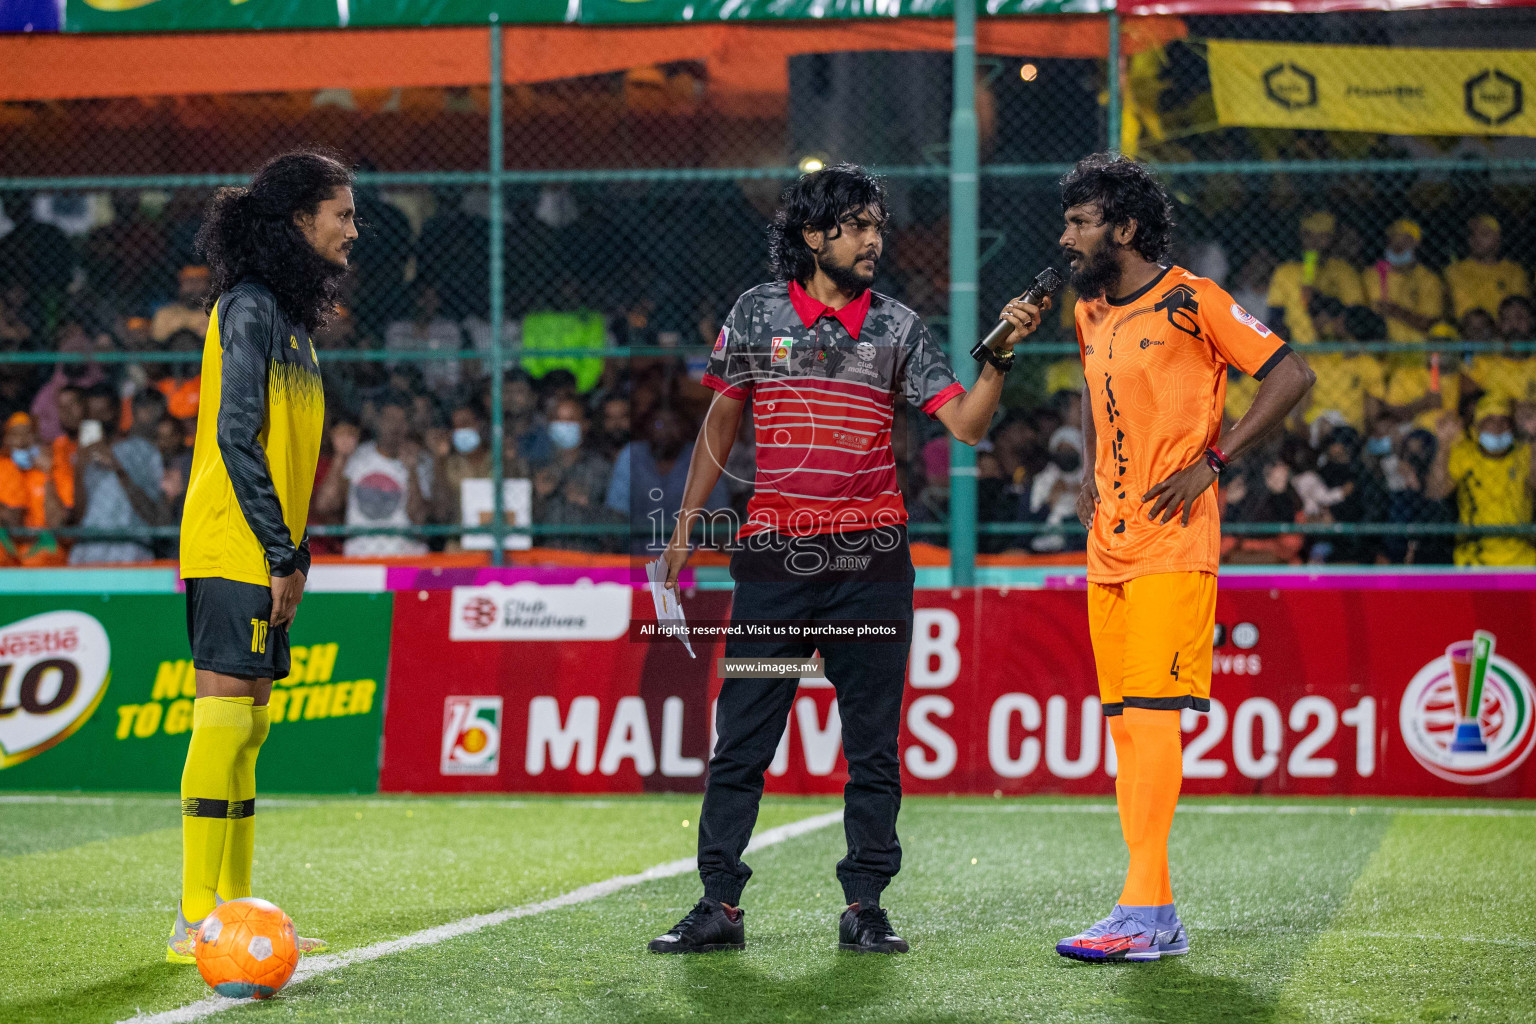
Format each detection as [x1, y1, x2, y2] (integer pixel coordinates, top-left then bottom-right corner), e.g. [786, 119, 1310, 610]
[1210, 39, 1536, 138]
[61, 0, 1092, 34]
[1121, 0, 1528, 12]
[0, 0, 59, 31]
[380, 582, 1536, 798]
[0, 593, 392, 793]
[65, 0, 348, 33]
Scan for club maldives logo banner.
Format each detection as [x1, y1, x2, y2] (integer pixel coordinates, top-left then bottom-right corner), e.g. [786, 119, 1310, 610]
[1400, 631, 1535, 785]
[450, 583, 630, 642]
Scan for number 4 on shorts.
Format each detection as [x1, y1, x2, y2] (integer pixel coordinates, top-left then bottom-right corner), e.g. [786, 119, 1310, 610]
[1169, 652, 1180, 682]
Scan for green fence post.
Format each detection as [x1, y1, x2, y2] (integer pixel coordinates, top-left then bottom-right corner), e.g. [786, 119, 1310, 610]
[1107, 8, 1122, 153]
[948, 1, 979, 588]
[488, 18, 507, 566]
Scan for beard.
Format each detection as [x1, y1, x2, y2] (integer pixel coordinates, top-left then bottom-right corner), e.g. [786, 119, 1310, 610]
[816, 248, 876, 296]
[297, 241, 352, 330]
[1066, 240, 1122, 300]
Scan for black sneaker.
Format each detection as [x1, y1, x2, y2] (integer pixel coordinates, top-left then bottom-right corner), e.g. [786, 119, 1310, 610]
[838, 903, 909, 954]
[648, 898, 746, 954]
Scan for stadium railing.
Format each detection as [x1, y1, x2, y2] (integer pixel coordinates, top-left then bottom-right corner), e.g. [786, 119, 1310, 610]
[1, 6, 1533, 571]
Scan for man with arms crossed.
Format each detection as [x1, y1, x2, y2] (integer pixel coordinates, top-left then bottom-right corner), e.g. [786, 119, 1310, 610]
[1039, 154, 1314, 963]
[650, 164, 1047, 954]
[168, 150, 356, 961]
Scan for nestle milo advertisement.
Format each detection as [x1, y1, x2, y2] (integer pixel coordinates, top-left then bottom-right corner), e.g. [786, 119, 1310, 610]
[0, 593, 391, 793]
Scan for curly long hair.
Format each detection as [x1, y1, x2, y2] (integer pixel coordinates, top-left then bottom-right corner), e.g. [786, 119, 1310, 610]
[767, 163, 887, 284]
[1059, 153, 1175, 264]
[196, 149, 355, 332]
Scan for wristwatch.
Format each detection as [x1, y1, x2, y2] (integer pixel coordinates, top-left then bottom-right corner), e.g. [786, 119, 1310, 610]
[980, 346, 1015, 374]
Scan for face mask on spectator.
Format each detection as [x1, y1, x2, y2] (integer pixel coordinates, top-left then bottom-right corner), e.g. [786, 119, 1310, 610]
[1383, 248, 1415, 268]
[549, 421, 582, 451]
[10, 445, 37, 471]
[1366, 436, 1393, 457]
[1479, 431, 1514, 455]
[452, 428, 481, 454]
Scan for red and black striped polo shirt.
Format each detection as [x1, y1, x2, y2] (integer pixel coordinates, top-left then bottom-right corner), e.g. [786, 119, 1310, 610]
[703, 279, 965, 538]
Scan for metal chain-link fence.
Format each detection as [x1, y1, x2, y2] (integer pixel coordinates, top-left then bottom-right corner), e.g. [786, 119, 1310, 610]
[1, 9, 1533, 567]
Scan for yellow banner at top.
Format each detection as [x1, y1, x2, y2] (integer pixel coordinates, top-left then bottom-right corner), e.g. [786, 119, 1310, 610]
[1209, 39, 1536, 139]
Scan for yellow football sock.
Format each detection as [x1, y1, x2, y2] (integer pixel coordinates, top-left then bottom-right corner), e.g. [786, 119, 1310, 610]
[1118, 707, 1181, 907]
[180, 696, 254, 922]
[217, 703, 269, 901]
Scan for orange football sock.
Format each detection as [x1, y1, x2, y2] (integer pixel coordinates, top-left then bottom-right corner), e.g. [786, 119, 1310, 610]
[1108, 715, 1139, 851]
[1117, 707, 1182, 907]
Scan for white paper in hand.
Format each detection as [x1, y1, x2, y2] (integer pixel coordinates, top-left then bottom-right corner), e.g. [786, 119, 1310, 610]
[646, 556, 695, 659]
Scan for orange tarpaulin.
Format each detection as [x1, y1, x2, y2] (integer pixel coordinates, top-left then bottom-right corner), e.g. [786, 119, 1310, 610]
[0, 27, 491, 103]
[0, 18, 1184, 103]
[502, 18, 1185, 96]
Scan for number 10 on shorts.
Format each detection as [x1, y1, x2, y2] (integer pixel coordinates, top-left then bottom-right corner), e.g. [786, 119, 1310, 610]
[249, 618, 269, 655]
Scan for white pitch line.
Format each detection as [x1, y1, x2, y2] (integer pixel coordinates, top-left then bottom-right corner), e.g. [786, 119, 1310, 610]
[0, 795, 654, 810]
[116, 809, 842, 1024]
[1191, 924, 1536, 950]
[0, 794, 131, 805]
[9, 794, 1536, 823]
[937, 803, 1536, 818]
[1350, 930, 1536, 949]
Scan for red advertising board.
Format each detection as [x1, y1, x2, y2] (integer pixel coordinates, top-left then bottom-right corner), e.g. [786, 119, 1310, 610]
[380, 582, 1536, 798]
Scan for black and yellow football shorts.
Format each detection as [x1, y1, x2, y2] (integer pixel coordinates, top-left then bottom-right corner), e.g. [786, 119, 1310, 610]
[185, 576, 290, 681]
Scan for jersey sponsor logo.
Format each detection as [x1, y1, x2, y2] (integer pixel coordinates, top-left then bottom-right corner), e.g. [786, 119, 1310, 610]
[1154, 283, 1202, 338]
[0, 611, 111, 769]
[1138, 337, 1164, 349]
[1230, 303, 1273, 338]
[850, 339, 881, 377]
[771, 337, 794, 367]
[449, 583, 631, 641]
[714, 326, 728, 354]
[441, 695, 502, 776]
[1399, 630, 1534, 784]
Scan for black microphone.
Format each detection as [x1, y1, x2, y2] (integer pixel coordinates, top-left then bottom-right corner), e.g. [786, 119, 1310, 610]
[971, 267, 1064, 362]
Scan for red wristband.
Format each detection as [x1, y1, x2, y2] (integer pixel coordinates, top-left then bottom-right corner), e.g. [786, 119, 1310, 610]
[1208, 444, 1229, 466]
[1203, 446, 1228, 475]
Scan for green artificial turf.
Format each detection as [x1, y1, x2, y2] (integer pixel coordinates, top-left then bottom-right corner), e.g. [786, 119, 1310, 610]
[3, 795, 1533, 1024]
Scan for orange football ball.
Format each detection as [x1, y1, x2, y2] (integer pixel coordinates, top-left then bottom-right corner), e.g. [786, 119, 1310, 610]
[195, 898, 299, 999]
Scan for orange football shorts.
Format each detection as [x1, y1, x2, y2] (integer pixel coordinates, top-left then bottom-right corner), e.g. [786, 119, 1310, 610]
[1087, 570, 1217, 716]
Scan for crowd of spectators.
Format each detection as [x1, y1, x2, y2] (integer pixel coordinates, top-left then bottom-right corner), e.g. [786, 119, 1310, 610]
[1182, 209, 1533, 566]
[964, 206, 1536, 566]
[1, 181, 1533, 567]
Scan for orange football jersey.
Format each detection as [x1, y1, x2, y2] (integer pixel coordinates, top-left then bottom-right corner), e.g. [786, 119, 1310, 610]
[1077, 266, 1288, 584]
